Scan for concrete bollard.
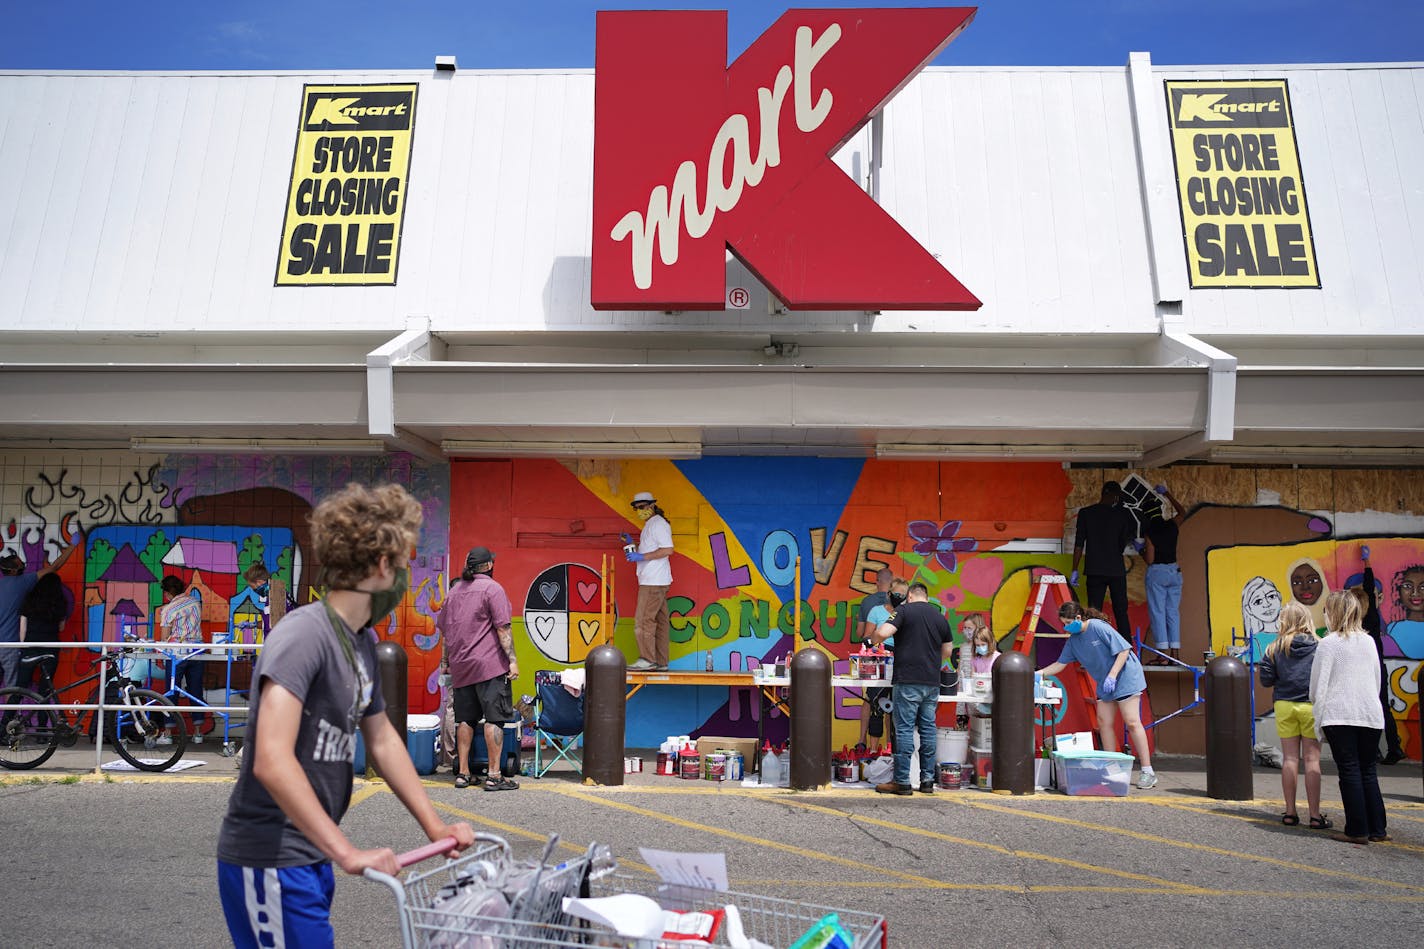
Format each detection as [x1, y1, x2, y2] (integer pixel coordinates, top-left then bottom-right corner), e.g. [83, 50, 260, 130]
[1205, 654, 1253, 800]
[788, 648, 831, 790]
[582, 644, 626, 786]
[991, 650, 1035, 795]
[374, 640, 408, 741]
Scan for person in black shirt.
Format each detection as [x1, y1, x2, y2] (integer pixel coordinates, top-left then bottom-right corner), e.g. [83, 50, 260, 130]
[1143, 483, 1185, 663]
[1354, 546, 1405, 764]
[1070, 481, 1138, 640]
[871, 583, 953, 796]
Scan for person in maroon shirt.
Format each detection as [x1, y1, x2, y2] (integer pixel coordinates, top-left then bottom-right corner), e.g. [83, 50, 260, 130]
[437, 546, 520, 791]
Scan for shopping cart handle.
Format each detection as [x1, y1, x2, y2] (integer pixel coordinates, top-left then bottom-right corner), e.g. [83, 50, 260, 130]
[396, 836, 459, 868]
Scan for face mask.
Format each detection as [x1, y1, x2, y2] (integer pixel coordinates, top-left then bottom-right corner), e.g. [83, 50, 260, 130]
[888, 592, 906, 607]
[366, 567, 408, 626]
[635, 507, 653, 521]
[256, 582, 270, 597]
[975, 644, 989, 656]
[1064, 619, 1084, 634]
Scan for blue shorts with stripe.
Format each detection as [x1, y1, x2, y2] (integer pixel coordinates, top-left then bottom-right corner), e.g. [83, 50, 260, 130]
[218, 860, 336, 949]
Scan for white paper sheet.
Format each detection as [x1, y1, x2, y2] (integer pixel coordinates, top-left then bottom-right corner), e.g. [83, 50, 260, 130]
[637, 848, 729, 891]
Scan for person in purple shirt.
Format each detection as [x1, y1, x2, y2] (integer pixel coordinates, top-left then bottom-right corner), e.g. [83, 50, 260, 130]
[437, 545, 520, 791]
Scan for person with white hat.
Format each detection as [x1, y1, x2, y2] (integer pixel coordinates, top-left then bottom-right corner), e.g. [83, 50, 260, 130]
[626, 491, 674, 670]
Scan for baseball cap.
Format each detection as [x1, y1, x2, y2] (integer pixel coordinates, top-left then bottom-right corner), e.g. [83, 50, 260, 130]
[631, 491, 655, 506]
[466, 546, 495, 568]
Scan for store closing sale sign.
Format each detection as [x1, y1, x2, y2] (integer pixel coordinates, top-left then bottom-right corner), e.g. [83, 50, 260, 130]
[1165, 79, 1319, 288]
[276, 84, 418, 285]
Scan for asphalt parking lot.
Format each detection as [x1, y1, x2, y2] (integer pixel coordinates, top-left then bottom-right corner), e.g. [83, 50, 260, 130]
[2, 751, 1421, 948]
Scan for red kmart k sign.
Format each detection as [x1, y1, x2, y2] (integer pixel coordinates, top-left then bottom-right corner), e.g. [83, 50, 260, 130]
[592, 7, 981, 312]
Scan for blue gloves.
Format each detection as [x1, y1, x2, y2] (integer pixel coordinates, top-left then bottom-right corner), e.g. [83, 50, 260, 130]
[1132, 540, 1146, 554]
[1069, 569, 1079, 586]
[1154, 484, 1168, 495]
[620, 532, 634, 546]
[1103, 675, 1117, 694]
[1362, 544, 1371, 562]
[625, 550, 645, 563]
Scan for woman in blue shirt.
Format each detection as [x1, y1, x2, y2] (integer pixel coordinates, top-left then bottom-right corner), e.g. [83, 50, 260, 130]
[1038, 602, 1157, 790]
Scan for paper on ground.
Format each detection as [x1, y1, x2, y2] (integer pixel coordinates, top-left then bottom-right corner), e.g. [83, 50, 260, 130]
[638, 847, 728, 891]
[101, 758, 206, 773]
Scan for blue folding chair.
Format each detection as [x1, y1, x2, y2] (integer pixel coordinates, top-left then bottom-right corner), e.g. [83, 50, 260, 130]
[532, 670, 584, 778]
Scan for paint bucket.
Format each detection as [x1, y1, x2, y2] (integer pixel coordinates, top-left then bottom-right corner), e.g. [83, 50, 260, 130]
[859, 658, 882, 679]
[724, 750, 743, 782]
[624, 756, 643, 774]
[704, 752, 727, 781]
[679, 748, 702, 780]
[937, 761, 962, 790]
[834, 759, 858, 783]
[656, 751, 676, 775]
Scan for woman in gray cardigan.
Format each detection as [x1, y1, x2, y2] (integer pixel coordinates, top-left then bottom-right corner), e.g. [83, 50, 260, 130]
[1309, 591, 1387, 845]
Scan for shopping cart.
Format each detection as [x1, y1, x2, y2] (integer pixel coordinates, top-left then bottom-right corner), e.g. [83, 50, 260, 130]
[367, 833, 889, 948]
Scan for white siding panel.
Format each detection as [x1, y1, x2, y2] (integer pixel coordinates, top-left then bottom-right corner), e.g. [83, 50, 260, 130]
[0, 64, 1419, 341]
[0, 77, 70, 327]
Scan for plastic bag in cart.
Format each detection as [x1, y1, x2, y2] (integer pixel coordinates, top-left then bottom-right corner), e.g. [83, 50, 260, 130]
[426, 885, 509, 949]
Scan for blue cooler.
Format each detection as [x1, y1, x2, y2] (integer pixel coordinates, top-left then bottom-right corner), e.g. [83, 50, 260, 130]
[406, 714, 440, 775]
[472, 723, 523, 777]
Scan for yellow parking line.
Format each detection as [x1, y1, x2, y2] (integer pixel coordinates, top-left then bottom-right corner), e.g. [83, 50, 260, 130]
[556, 787, 1209, 895]
[951, 796, 1424, 893]
[778, 797, 1202, 893]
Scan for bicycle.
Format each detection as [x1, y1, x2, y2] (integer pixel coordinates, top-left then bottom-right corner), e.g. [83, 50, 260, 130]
[0, 640, 188, 772]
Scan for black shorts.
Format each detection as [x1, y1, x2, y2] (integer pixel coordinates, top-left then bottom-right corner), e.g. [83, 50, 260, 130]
[454, 676, 515, 726]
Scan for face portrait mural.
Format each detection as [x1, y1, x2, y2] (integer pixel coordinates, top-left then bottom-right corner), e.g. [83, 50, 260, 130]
[1386, 564, 1424, 660]
[1241, 575, 1283, 658]
[1286, 556, 1330, 632]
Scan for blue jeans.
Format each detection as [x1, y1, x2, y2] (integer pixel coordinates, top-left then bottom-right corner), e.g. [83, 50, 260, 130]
[174, 659, 206, 728]
[1144, 563, 1182, 648]
[892, 682, 938, 786]
[1322, 724, 1387, 838]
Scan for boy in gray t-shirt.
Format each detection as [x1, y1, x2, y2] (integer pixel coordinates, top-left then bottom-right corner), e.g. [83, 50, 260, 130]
[216, 485, 474, 949]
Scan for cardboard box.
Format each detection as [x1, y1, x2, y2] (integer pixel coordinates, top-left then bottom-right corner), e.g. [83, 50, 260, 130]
[696, 736, 759, 772]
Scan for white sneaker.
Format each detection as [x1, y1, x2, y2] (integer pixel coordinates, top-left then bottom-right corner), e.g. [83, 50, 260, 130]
[629, 658, 657, 670]
[155, 735, 173, 746]
[1137, 771, 1158, 790]
[192, 734, 204, 745]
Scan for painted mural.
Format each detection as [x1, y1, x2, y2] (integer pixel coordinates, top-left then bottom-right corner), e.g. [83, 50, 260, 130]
[0, 455, 449, 722]
[451, 458, 1128, 749]
[1206, 532, 1424, 758]
[2, 452, 1420, 760]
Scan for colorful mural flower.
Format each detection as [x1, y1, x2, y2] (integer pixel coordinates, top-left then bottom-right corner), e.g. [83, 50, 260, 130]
[907, 520, 978, 572]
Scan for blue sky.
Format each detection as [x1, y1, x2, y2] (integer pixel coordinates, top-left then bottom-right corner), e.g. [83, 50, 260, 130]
[7, 1, 1421, 71]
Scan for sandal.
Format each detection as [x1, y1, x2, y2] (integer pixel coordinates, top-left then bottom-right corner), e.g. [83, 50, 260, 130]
[453, 773, 471, 789]
[483, 777, 520, 792]
[1281, 813, 1300, 826]
[1309, 815, 1333, 830]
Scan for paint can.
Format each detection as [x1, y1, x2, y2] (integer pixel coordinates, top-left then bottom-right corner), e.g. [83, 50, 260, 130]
[624, 756, 643, 774]
[704, 752, 727, 782]
[656, 752, 674, 775]
[834, 759, 858, 783]
[723, 750, 743, 782]
[679, 748, 702, 780]
[860, 658, 882, 679]
[937, 761, 962, 790]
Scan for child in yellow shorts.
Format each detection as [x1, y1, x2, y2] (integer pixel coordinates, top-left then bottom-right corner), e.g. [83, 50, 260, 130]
[1258, 602, 1331, 829]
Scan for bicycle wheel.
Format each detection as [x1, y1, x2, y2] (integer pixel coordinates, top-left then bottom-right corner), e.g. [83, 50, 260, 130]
[111, 689, 187, 772]
[0, 687, 60, 770]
